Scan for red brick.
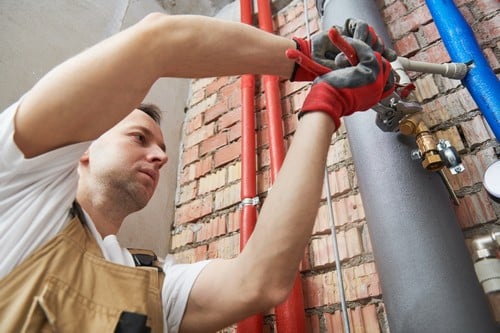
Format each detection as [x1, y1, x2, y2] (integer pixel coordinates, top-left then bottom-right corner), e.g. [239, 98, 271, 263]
[306, 313, 321, 333]
[189, 89, 205, 107]
[227, 121, 242, 142]
[313, 204, 332, 235]
[172, 248, 195, 264]
[383, 0, 408, 24]
[311, 236, 333, 268]
[435, 126, 465, 152]
[390, 5, 432, 39]
[195, 245, 208, 261]
[276, 12, 286, 29]
[227, 209, 241, 233]
[256, 127, 269, 148]
[182, 145, 199, 167]
[204, 102, 228, 124]
[484, 47, 500, 71]
[214, 182, 240, 210]
[198, 169, 226, 195]
[227, 162, 241, 183]
[477, 147, 498, 169]
[195, 157, 213, 178]
[413, 42, 451, 64]
[179, 166, 192, 185]
[283, 114, 298, 136]
[300, 242, 311, 272]
[219, 108, 241, 129]
[421, 22, 441, 45]
[454, 189, 497, 228]
[281, 81, 310, 98]
[333, 194, 365, 226]
[257, 169, 271, 195]
[327, 138, 352, 166]
[207, 234, 240, 259]
[175, 196, 212, 224]
[214, 141, 241, 167]
[324, 311, 343, 333]
[477, 0, 500, 15]
[461, 115, 492, 148]
[291, 88, 309, 113]
[186, 113, 203, 134]
[227, 87, 243, 110]
[477, 15, 500, 47]
[444, 153, 483, 191]
[185, 122, 215, 148]
[176, 181, 198, 205]
[280, 97, 293, 116]
[321, 167, 351, 199]
[414, 74, 439, 102]
[199, 133, 227, 156]
[395, 32, 420, 57]
[258, 147, 270, 169]
[206, 76, 230, 97]
[197, 216, 226, 242]
[171, 227, 195, 249]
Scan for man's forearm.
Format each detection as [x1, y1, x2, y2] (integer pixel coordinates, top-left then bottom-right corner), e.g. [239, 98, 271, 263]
[238, 112, 336, 300]
[149, 14, 296, 78]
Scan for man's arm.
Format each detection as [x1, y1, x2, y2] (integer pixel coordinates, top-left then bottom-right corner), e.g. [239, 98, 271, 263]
[180, 112, 335, 332]
[178, 38, 395, 333]
[14, 14, 296, 158]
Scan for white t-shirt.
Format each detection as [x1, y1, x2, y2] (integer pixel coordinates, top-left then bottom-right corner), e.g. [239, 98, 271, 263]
[0, 99, 209, 333]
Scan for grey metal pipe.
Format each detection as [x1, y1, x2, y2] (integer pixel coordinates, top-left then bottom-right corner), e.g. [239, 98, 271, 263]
[318, 0, 497, 332]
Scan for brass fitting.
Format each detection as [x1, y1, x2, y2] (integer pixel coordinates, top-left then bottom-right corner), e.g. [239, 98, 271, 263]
[400, 114, 444, 171]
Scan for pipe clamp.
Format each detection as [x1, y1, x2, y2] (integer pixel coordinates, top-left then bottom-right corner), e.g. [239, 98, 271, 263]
[240, 197, 260, 208]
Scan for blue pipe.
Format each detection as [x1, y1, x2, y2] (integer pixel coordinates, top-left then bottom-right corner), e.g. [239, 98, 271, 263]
[426, 0, 500, 141]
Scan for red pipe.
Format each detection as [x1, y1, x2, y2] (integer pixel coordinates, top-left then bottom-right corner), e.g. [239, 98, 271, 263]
[256, 0, 306, 332]
[237, 1, 263, 332]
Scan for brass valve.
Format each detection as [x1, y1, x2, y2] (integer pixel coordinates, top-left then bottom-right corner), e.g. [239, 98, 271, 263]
[400, 114, 443, 172]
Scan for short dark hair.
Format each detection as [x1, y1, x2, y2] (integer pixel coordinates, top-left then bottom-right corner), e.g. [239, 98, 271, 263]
[138, 103, 162, 124]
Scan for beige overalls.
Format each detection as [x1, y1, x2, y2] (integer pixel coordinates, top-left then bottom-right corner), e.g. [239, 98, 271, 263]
[0, 208, 165, 333]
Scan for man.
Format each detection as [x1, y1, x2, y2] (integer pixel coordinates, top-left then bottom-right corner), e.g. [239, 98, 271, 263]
[0, 13, 394, 333]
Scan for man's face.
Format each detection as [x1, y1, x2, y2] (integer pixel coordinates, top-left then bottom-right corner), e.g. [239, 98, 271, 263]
[84, 109, 168, 211]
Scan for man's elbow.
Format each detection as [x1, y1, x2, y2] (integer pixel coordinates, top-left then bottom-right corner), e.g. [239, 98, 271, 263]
[246, 277, 295, 311]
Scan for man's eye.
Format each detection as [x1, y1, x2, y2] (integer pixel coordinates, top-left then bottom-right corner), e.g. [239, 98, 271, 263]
[135, 134, 146, 143]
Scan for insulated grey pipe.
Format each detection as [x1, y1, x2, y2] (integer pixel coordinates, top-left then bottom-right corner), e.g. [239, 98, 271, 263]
[318, 0, 497, 332]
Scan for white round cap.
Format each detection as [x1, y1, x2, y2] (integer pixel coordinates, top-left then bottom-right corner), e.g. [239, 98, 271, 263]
[484, 160, 500, 199]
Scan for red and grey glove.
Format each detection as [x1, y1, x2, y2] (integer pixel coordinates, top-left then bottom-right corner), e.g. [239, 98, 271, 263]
[300, 38, 395, 129]
[289, 18, 397, 81]
[342, 18, 397, 62]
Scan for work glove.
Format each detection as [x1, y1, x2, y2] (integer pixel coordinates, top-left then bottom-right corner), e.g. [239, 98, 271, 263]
[290, 18, 397, 81]
[299, 38, 395, 129]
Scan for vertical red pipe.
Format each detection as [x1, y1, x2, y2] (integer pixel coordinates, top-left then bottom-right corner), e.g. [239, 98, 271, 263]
[237, 1, 263, 332]
[255, 0, 307, 332]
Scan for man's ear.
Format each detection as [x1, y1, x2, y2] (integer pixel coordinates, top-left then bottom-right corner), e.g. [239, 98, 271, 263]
[79, 150, 90, 164]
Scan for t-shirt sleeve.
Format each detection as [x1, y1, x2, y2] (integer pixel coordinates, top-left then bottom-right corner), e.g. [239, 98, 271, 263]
[0, 97, 93, 278]
[161, 257, 211, 333]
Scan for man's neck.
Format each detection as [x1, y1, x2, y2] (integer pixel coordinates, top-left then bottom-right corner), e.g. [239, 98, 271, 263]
[76, 193, 126, 238]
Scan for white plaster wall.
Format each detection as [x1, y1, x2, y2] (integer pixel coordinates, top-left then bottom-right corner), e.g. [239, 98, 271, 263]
[0, 0, 189, 257]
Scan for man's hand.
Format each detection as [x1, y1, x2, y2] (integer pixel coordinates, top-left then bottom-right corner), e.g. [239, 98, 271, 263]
[290, 18, 397, 81]
[341, 18, 397, 62]
[299, 38, 394, 129]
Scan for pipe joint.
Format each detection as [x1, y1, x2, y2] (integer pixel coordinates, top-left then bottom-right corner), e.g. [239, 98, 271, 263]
[472, 230, 500, 261]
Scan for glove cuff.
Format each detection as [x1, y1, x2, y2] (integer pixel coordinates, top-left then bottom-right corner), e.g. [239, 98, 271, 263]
[299, 82, 345, 130]
[290, 37, 316, 82]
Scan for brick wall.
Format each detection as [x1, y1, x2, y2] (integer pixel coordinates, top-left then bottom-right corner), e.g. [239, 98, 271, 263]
[172, 0, 499, 332]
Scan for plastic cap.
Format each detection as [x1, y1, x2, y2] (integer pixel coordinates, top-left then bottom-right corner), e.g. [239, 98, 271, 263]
[484, 160, 500, 199]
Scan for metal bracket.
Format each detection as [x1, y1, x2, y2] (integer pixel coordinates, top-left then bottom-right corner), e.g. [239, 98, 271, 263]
[239, 196, 260, 208]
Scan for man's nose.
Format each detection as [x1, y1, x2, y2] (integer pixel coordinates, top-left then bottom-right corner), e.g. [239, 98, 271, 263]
[149, 146, 168, 169]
